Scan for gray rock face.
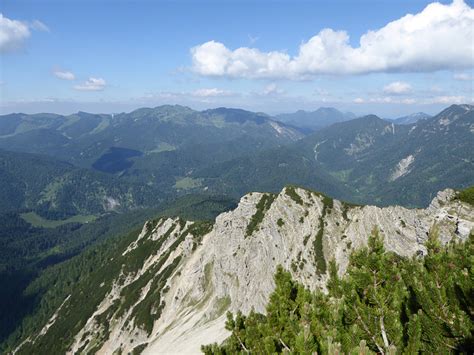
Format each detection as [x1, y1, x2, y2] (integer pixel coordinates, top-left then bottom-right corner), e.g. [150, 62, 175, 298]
[23, 187, 473, 355]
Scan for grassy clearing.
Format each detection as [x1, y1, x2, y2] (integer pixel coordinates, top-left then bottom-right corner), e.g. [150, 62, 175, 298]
[328, 169, 353, 182]
[20, 212, 97, 228]
[174, 177, 203, 190]
[148, 142, 176, 154]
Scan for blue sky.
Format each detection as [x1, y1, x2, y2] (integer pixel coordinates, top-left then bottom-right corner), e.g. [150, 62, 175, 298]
[1, 0, 473, 117]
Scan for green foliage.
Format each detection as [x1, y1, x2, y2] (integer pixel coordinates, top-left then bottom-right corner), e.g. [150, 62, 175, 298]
[204, 231, 474, 354]
[184, 221, 213, 250]
[313, 217, 326, 274]
[313, 194, 332, 274]
[285, 186, 304, 205]
[245, 193, 276, 236]
[185, 220, 213, 238]
[322, 195, 334, 210]
[20, 211, 96, 228]
[132, 256, 182, 335]
[277, 218, 284, 227]
[458, 185, 474, 206]
[131, 343, 148, 355]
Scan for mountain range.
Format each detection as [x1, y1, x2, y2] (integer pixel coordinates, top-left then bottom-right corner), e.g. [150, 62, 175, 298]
[0, 106, 301, 215]
[1, 104, 472, 213]
[194, 104, 474, 207]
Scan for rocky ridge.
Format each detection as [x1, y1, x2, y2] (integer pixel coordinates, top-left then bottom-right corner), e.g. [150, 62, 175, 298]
[14, 187, 473, 354]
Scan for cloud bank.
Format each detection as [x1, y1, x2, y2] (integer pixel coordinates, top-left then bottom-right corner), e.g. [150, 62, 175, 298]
[191, 0, 473, 79]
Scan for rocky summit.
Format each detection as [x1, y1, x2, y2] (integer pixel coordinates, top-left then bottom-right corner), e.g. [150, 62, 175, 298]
[13, 186, 473, 354]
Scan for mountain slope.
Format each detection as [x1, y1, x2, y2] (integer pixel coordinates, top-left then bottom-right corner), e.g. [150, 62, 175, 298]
[196, 104, 474, 207]
[10, 186, 473, 354]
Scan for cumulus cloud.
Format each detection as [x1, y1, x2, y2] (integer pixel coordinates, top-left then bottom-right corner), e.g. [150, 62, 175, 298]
[383, 81, 412, 95]
[0, 14, 49, 53]
[191, 0, 473, 79]
[0, 13, 30, 52]
[53, 70, 75, 81]
[74, 77, 106, 91]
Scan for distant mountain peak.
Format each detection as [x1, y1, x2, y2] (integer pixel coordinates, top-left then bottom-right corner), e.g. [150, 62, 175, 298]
[458, 104, 474, 111]
[276, 107, 355, 131]
[356, 114, 385, 123]
[410, 112, 430, 117]
[391, 112, 431, 125]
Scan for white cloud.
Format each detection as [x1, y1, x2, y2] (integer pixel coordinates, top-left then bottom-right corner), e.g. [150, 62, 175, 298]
[74, 77, 106, 91]
[191, 0, 473, 79]
[383, 81, 412, 95]
[53, 70, 75, 81]
[192, 88, 233, 97]
[454, 73, 473, 81]
[30, 20, 49, 32]
[353, 98, 365, 104]
[261, 83, 284, 96]
[0, 13, 30, 53]
[0, 14, 49, 53]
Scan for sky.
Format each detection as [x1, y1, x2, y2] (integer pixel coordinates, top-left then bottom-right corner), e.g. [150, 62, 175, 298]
[0, 0, 473, 117]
